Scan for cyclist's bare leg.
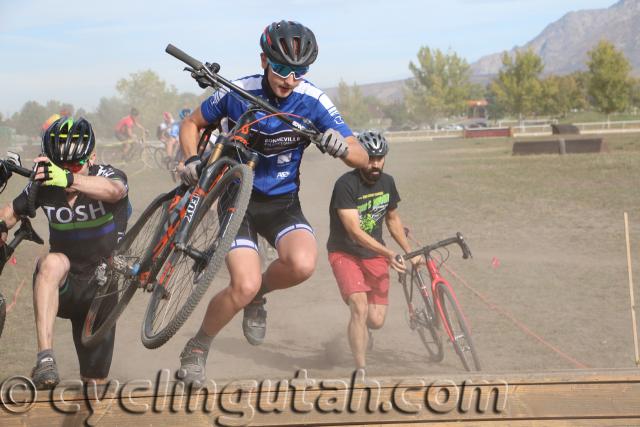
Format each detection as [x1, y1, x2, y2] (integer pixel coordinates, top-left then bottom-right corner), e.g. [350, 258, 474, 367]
[262, 229, 316, 292]
[347, 292, 369, 369]
[198, 248, 262, 337]
[33, 253, 70, 351]
[167, 138, 177, 159]
[122, 139, 133, 157]
[366, 304, 387, 330]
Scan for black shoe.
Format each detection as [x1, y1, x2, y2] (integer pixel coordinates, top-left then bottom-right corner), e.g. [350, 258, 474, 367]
[31, 356, 60, 390]
[176, 338, 209, 387]
[242, 297, 267, 345]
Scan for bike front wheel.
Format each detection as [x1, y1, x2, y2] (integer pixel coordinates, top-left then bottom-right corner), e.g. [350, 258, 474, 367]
[81, 192, 171, 347]
[411, 267, 444, 362]
[141, 163, 253, 349]
[436, 283, 481, 371]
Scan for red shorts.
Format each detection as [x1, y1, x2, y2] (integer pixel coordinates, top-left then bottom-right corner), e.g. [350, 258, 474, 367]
[328, 251, 390, 305]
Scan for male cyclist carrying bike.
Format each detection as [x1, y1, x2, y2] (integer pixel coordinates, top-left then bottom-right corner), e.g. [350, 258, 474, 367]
[0, 117, 130, 389]
[176, 20, 368, 384]
[327, 131, 419, 372]
[114, 107, 147, 158]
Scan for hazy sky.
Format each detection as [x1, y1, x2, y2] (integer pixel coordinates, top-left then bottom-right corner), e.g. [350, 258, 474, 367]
[0, 0, 617, 115]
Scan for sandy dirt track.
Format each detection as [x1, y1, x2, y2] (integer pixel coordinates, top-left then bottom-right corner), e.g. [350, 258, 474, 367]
[1, 135, 639, 383]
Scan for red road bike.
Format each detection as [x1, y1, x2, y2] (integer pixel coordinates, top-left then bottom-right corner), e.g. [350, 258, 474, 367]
[398, 229, 481, 371]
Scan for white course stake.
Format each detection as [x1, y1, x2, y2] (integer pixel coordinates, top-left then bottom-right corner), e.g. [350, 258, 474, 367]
[624, 212, 640, 367]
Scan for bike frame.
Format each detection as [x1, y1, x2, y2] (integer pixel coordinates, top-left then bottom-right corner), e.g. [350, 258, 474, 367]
[402, 233, 473, 343]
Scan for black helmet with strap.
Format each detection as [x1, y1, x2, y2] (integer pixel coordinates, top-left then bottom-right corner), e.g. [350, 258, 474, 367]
[260, 20, 318, 67]
[42, 117, 95, 165]
[357, 130, 389, 157]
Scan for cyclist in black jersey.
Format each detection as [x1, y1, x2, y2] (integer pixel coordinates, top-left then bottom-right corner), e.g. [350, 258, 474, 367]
[0, 117, 129, 389]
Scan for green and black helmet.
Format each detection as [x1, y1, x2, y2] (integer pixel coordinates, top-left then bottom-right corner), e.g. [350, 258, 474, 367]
[42, 117, 95, 165]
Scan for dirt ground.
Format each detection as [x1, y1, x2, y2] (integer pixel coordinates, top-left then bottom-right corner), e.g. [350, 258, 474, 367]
[1, 133, 640, 383]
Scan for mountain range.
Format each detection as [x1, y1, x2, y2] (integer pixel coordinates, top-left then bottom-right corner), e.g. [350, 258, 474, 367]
[325, 0, 640, 102]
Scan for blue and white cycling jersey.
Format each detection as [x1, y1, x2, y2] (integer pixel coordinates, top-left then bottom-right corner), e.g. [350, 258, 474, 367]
[200, 74, 352, 196]
[169, 122, 180, 139]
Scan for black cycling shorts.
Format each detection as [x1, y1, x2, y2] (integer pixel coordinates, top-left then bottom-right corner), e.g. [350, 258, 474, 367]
[230, 193, 314, 252]
[32, 264, 115, 379]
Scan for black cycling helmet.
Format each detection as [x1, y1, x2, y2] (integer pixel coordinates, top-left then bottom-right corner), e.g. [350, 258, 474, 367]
[260, 20, 318, 67]
[42, 117, 95, 165]
[179, 108, 192, 120]
[358, 130, 389, 157]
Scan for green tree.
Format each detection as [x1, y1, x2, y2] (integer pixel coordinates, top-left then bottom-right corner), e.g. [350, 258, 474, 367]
[9, 101, 48, 137]
[630, 78, 640, 112]
[88, 96, 128, 138]
[380, 101, 412, 130]
[405, 46, 473, 123]
[540, 74, 588, 118]
[489, 49, 544, 121]
[335, 80, 371, 129]
[116, 70, 180, 129]
[587, 40, 632, 120]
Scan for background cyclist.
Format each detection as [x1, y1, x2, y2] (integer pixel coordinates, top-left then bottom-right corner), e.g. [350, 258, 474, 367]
[169, 108, 192, 163]
[114, 107, 147, 157]
[175, 20, 368, 385]
[157, 111, 175, 157]
[327, 131, 420, 372]
[0, 117, 130, 389]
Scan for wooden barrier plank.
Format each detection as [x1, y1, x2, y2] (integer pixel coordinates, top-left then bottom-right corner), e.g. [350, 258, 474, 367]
[464, 128, 512, 139]
[1, 369, 638, 426]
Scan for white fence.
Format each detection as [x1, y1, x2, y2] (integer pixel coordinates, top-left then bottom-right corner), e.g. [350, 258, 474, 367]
[386, 120, 640, 141]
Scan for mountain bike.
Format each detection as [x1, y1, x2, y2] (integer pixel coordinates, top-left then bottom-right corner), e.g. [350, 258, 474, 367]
[398, 229, 481, 371]
[81, 44, 324, 349]
[0, 153, 44, 339]
[100, 133, 160, 169]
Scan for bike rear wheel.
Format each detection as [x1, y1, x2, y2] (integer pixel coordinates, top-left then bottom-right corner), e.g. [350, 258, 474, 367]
[141, 163, 253, 349]
[436, 283, 481, 371]
[411, 267, 444, 362]
[153, 147, 169, 170]
[0, 292, 6, 340]
[81, 192, 171, 347]
[140, 145, 157, 169]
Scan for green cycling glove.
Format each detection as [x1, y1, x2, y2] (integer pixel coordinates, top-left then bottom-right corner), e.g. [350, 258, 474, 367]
[42, 162, 74, 188]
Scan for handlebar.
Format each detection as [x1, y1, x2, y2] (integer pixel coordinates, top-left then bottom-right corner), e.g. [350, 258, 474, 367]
[0, 218, 43, 275]
[400, 232, 472, 262]
[165, 44, 322, 143]
[0, 154, 39, 218]
[3, 161, 32, 178]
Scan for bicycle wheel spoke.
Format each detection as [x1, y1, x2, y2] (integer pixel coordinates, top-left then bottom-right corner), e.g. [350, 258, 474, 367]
[142, 164, 253, 349]
[81, 193, 171, 348]
[437, 283, 481, 371]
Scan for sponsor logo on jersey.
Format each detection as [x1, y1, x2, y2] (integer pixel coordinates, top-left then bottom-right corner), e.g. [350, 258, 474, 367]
[43, 201, 107, 223]
[276, 171, 290, 179]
